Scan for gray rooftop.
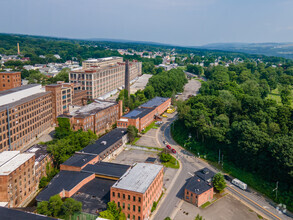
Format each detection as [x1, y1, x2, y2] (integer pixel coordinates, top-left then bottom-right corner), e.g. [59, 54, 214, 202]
[0, 206, 54, 220]
[36, 171, 94, 201]
[122, 107, 154, 119]
[140, 97, 169, 108]
[185, 176, 213, 195]
[62, 153, 97, 168]
[112, 163, 163, 193]
[25, 144, 49, 163]
[69, 100, 117, 118]
[80, 128, 127, 155]
[82, 162, 130, 179]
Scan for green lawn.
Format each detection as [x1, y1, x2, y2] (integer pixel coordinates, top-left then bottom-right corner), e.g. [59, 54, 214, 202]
[267, 88, 293, 107]
[177, 66, 187, 71]
[200, 201, 211, 208]
[161, 156, 180, 169]
[141, 121, 159, 134]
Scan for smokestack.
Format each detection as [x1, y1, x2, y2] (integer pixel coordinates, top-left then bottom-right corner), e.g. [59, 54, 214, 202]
[125, 60, 130, 97]
[17, 43, 20, 55]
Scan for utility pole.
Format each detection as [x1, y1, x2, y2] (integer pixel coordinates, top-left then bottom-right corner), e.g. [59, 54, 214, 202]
[273, 181, 278, 199]
[222, 154, 224, 168]
[218, 149, 221, 164]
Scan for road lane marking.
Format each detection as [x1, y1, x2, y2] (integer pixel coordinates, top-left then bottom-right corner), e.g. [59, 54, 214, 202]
[227, 186, 281, 220]
[188, 172, 194, 176]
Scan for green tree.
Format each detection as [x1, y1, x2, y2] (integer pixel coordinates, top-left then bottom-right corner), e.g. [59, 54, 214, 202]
[61, 198, 82, 217]
[127, 125, 138, 142]
[37, 201, 51, 216]
[48, 195, 63, 217]
[99, 201, 126, 220]
[212, 173, 227, 192]
[55, 117, 72, 139]
[280, 86, 292, 105]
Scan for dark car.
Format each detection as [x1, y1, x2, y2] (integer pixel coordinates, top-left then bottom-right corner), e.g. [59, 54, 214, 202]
[166, 145, 171, 149]
[171, 149, 176, 154]
[224, 174, 233, 182]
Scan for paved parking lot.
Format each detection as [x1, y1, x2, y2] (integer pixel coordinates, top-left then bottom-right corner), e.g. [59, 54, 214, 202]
[112, 148, 178, 190]
[174, 194, 260, 220]
[135, 128, 161, 148]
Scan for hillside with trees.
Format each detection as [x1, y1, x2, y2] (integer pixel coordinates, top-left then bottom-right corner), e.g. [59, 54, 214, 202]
[175, 62, 293, 211]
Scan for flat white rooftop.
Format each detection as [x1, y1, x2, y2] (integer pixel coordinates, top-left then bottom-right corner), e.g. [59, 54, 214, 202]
[0, 84, 44, 106]
[0, 152, 34, 175]
[0, 151, 20, 167]
[112, 163, 163, 194]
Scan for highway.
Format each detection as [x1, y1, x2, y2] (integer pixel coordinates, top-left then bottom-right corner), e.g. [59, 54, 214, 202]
[153, 113, 292, 220]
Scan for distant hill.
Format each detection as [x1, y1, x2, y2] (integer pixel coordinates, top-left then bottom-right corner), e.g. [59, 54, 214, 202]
[198, 42, 293, 59]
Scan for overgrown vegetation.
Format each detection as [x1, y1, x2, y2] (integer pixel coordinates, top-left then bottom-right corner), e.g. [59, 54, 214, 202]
[151, 201, 158, 212]
[159, 151, 179, 169]
[99, 201, 126, 220]
[38, 163, 59, 189]
[174, 62, 293, 211]
[47, 118, 97, 167]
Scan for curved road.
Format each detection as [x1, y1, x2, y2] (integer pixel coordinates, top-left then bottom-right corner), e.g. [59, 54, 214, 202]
[153, 113, 291, 220]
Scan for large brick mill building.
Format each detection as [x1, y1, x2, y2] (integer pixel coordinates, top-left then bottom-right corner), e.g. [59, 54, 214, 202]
[70, 57, 142, 99]
[111, 163, 164, 220]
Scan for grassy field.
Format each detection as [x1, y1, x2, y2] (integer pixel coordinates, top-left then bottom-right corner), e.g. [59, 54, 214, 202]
[161, 155, 180, 169]
[267, 87, 293, 107]
[141, 121, 159, 134]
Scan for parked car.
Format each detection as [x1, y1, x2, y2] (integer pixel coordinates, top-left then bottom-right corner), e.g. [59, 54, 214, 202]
[224, 174, 233, 182]
[163, 140, 166, 144]
[232, 178, 247, 190]
[166, 145, 171, 149]
[171, 149, 176, 154]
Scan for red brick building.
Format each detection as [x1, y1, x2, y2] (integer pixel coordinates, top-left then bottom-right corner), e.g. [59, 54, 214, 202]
[61, 100, 123, 135]
[111, 163, 164, 220]
[117, 97, 171, 132]
[0, 84, 53, 152]
[184, 168, 215, 207]
[0, 151, 36, 208]
[0, 72, 21, 91]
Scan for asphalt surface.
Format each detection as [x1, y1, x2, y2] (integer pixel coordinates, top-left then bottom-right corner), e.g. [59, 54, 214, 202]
[153, 113, 292, 220]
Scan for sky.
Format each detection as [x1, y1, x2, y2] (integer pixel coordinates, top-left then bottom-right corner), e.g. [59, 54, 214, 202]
[1, 0, 293, 46]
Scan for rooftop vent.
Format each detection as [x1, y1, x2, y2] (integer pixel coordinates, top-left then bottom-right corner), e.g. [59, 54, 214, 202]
[101, 141, 107, 145]
[202, 169, 209, 174]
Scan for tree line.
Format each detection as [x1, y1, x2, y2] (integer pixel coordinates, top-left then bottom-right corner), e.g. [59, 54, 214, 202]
[176, 62, 293, 211]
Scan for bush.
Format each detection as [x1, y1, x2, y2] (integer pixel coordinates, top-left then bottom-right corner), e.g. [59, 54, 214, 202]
[160, 152, 172, 163]
[151, 201, 158, 212]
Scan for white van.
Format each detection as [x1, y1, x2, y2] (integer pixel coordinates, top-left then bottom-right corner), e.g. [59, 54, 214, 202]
[232, 178, 247, 190]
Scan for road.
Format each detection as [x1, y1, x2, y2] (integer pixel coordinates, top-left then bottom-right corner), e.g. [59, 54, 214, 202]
[153, 113, 292, 220]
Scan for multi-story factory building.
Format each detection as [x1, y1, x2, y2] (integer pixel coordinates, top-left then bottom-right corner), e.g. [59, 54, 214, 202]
[111, 163, 164, 220]
[0, 151, 36, 208]
[0, 85, 53, 152]
[60, 100, 123, 135]
[0, 72, 21, 91]
[70, 57, 142, 99]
